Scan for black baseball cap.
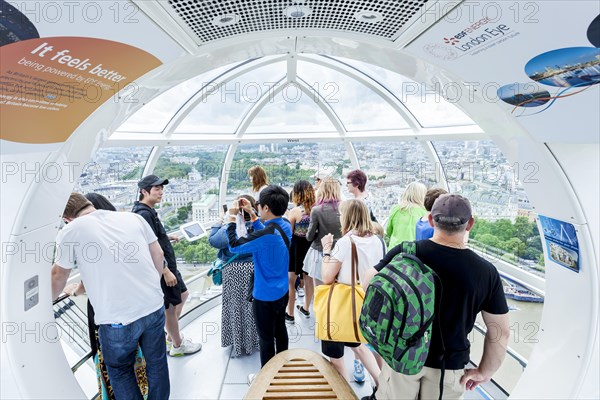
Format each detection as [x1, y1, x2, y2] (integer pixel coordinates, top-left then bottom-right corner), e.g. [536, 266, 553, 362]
[431, 194, 472, 225]
[138, 175, 169, 189]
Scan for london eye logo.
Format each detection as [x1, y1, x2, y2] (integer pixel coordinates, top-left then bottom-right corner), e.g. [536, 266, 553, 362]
[443, 37, 460, 45]
[423, 43, 459, 61]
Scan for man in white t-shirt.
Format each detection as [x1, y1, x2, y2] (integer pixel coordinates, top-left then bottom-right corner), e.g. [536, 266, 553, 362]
[51, 193, 170, 399]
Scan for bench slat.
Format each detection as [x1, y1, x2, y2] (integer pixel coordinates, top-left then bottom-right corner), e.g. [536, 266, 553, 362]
[274, 372, 324, 379]
[266, 385, 333, 392]
[263, 392, 337, 399]
[269, 379, 329, 386]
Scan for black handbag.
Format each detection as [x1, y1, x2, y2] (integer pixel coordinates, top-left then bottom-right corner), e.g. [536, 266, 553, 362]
[247, 222, 290, 302]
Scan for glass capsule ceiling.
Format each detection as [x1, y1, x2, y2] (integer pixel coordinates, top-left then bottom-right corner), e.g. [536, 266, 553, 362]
[113, 55, 476, 140]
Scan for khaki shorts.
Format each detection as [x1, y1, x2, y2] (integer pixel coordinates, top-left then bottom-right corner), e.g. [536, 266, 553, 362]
[377, 363, 465, 400]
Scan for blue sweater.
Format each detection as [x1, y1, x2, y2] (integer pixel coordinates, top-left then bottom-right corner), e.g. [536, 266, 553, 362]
[208, 222, 253, 263]
[227, 218, 292, 301]
[415, 219, 434, 240]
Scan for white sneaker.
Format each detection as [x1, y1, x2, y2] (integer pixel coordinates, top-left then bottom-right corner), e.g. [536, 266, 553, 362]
[166, 338, 173, 352]
[297, 287, 305, 297]
[169, 337, 202, 357]
[247, 373, 256, 386]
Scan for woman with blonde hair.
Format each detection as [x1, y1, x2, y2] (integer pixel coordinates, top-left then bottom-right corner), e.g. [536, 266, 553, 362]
[320, 199, 385, 390]
[248, 166, 269, 198]
[301, 178, 343, 316]
[386, 181, 427, 249]
[285, 180, 316, 324]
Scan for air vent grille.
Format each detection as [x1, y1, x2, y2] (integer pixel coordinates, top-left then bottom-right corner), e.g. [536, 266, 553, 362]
[167, 0, 429, 43]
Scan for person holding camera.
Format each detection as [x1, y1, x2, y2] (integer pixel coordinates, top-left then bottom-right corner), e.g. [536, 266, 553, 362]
[208, 195, 259, 357]
[225, 186, 292, 379]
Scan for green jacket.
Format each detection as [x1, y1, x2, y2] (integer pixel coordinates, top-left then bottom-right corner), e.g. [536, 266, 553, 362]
[386, 205, 427, 249]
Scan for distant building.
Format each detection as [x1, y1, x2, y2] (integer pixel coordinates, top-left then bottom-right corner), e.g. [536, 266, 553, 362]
[192, 195, 219, 223]
[164, 190, 200, 209]
[171, 156, 199, 165]
[517, 192, 536, 222]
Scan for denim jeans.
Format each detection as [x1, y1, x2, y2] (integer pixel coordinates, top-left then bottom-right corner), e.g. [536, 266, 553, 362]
[98, 307, 170, 400]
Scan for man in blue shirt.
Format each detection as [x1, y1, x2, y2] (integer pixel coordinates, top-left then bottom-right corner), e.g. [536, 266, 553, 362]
[226, 185, 292, 369]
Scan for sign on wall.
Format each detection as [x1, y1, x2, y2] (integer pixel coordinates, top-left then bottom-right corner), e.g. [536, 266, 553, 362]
[538, 215, 580, 273]
[0, 36, 162, 144]
[408, 1, 600, 142]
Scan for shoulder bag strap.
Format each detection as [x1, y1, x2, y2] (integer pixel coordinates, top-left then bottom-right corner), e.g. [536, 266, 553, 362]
[222, 254, 239, 267]
[349, 236, 361, 342]
[271, 223, 291, 250]
[377, 235, 386, 256]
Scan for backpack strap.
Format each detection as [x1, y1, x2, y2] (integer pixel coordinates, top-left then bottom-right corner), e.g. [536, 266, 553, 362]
[400, 240, 417, 256]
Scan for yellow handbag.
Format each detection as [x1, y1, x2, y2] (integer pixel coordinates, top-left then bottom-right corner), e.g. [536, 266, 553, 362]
[314, 237, 366, 343]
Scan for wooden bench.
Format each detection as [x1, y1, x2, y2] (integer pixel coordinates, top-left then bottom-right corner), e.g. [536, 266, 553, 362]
[245, 349, 358, 400]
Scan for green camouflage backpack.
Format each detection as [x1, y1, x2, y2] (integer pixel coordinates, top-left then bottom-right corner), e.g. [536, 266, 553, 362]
[359, 241, 440, 375]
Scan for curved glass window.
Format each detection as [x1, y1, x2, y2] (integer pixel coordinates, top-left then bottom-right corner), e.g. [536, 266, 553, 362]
[433, 140, 543, 394]
[176, 62, 286, 134]
[298, 60, 410, 131]
[74, 146, 154, 209]
[245, 84, 338, 134]
[333, 56, 476, 128]
[353, 141, 440, 222]
[117, 62, 241, 133]
[152, 145, 227, 231]
[227, 143, 350, 196]
[432, 140, 544, 277]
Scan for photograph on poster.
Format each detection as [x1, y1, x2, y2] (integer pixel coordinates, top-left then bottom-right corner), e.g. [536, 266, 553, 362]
[525, 47, 600, 88]
[497, 83, 551, 107]
[548, 242, 578, 272]
[539, 215, 580, 273]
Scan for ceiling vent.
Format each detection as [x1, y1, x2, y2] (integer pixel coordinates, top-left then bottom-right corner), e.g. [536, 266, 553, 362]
[212, 14, 241, 27]
[284, 5, 313, 19]
[354, 11, 384, 23]
[165, 0, 430, 44]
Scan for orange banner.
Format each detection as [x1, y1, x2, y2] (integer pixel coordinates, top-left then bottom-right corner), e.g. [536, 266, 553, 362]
[0, 37, 162, 144]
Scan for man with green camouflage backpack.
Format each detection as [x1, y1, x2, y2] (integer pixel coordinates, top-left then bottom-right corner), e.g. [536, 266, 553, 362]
[362, 194, 510, 399]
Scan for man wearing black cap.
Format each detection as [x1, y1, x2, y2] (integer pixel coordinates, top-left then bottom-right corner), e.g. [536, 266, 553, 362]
[133, 175, 202, 357]
[365, 194, 510, 400]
